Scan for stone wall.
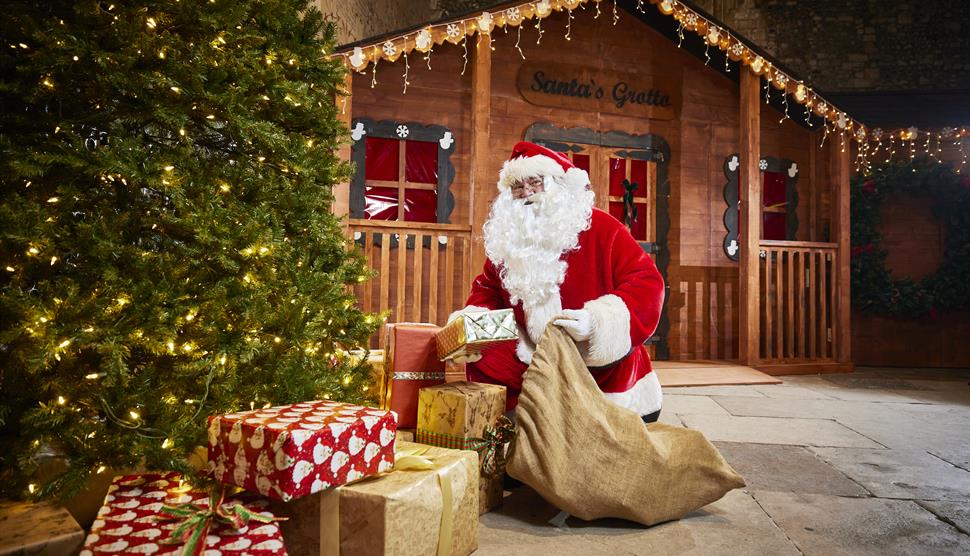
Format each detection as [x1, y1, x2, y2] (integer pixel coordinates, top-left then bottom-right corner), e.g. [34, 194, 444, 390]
[430, 0, 970, 93]
[685, 0, 969, 92]
[312, 0, 438, 45]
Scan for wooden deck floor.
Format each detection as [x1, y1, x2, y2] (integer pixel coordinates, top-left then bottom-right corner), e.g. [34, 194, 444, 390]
[654, 360, 782, 388]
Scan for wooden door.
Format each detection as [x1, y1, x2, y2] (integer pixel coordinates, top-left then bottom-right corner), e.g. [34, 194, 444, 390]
[563, 146, 664, 356]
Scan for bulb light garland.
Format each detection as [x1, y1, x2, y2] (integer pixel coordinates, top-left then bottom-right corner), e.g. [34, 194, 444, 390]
[334, 0, 967, 173]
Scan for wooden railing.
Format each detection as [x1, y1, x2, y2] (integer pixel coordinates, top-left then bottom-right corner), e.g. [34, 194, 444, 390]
[759, 240, 838, 362]
[349, 219, 473, 347]
[668, 265, 739, 361]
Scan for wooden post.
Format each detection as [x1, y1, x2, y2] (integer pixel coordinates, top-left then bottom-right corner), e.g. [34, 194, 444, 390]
[469, 34, 492, 279]
[738, 70, 761, 365]
[831, 135, 852, 364]
[333, 62, 353, 226]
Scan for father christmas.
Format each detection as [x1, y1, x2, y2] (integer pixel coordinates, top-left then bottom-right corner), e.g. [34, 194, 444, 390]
[451, 142, 665, 422]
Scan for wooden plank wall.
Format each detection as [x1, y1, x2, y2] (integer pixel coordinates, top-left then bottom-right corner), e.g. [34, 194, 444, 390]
[349, 8, 833, 361]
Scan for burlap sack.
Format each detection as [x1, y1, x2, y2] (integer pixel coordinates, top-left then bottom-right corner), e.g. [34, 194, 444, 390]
[507, 325, 745, 525]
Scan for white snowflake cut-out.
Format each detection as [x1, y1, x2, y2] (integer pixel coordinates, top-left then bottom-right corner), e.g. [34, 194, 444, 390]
[396, 125, 409, 138]
[759, 159, 768, 171]
[381, 40, 396, 58]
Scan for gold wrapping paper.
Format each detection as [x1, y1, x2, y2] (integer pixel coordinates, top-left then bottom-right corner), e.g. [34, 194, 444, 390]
[0, 501, 84, 556]
[435, 309, 517, 360]
[416, 381, 508, 514]
[272, 441, 479, 556]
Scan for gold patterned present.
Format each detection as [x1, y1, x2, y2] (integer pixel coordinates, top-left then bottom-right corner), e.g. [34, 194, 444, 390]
[272, 441, 479, 556]
[0, 501, 83, 556]
[416, 381, 511, 514]
[435, 309, 517, 360]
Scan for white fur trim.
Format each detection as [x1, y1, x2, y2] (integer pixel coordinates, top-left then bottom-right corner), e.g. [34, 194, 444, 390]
[602, 371, 662, 416]
[522, 295, 562, 344]
[447, 305, 490, 324]
[516, 336, 535, 365]
[583, 294, 632, 367]
[563, 167, 590, 190]
[498, 155, 566, 190]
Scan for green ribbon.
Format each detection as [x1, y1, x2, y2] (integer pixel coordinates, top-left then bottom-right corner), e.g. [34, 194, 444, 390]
[157, 485, 281, 556]
[465, 416, 516, 477]
[622, 179, 639, 230]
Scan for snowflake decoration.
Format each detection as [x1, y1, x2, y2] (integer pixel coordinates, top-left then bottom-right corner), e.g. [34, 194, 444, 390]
[395, 125, 409, 138]
[415, 29, 432, 51]
[446, 23, 461, 39]
[759, 159, 768, 171]
[381, 40, 396, 57]
[941, 127, 957, 139]
[855, 127, 867, 141]
[774, 73, 788, 87]
[815, 101, 828, 116]
[871, 128, 883, 140]
[685, 13, 698, 27]
[477, 12, 493, 33]
[730, 43, 744, 57]
[505, 7, 521, 22]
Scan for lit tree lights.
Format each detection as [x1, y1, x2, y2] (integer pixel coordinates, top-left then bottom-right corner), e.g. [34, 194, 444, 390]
[0, 0, 378, 499]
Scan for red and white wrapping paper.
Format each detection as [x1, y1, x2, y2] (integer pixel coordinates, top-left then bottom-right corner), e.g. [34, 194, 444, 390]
[207, 400, 397, 501]
[80, 472, 285, 555]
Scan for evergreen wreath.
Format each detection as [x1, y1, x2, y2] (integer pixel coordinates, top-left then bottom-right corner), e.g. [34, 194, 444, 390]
[851, 157, 970, 318]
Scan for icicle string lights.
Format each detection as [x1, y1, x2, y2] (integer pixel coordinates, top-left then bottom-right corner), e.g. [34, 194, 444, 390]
[335, 0, 967, 161]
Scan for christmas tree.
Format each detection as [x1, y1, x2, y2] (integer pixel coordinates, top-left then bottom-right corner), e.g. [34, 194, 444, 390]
[0, 0, 378, 499]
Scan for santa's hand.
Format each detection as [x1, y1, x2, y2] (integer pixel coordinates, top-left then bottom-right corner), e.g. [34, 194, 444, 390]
[448, 352, 483, 365]
[553, 309, 594, 342]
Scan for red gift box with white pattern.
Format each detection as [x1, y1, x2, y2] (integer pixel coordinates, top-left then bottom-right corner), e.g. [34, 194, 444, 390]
[207, 400, 397, 501]
[80, 472, 285, 555]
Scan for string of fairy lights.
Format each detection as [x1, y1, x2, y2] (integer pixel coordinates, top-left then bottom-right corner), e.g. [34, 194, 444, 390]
[333, 0, 968, 175]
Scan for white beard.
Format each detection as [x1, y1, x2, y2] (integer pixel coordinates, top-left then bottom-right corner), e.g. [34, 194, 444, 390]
[483, 177, 594, 343]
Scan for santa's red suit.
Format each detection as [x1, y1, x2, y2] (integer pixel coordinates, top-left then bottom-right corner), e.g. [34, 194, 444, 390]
[458, 142, 665, 415]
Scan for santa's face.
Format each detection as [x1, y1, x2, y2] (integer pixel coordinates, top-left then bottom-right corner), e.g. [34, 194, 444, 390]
[510, 175, 545, 201]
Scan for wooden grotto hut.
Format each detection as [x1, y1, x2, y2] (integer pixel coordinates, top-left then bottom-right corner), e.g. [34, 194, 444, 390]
[329, 0, 866, 375]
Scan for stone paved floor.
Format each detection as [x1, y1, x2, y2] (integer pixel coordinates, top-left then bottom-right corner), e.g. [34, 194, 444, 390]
[479, 367, 970, 555]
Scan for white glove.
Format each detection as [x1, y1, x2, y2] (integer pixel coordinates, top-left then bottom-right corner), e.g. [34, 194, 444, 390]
[553, 309, 594, 342]
[449, 352, 483, 364]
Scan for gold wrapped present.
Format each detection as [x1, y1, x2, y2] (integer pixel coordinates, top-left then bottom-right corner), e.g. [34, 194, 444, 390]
[435, 309, 517, 360]
[273, 441, 479, 556]
[0, 501, 83, 556]
[416, 381, 511, 514]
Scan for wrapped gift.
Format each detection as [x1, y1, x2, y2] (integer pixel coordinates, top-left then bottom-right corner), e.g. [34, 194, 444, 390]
[272, 441, 478, 556]
[0, 501, 83, 555]
[415, 381, 512, 514]
[383, 323, 446, 428]
[208, 400, 396, 501]
[80, 472, 285, 555]
[435, 309, 517, 360]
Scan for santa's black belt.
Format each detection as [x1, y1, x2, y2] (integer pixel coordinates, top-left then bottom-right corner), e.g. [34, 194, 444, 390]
[585, 347, 636, 373]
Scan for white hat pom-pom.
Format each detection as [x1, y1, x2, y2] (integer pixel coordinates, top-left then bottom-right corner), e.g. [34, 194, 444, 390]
[563, 167, 590, 190]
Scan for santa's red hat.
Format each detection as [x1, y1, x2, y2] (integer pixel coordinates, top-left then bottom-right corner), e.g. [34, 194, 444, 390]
[498, 141, 590, 191]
